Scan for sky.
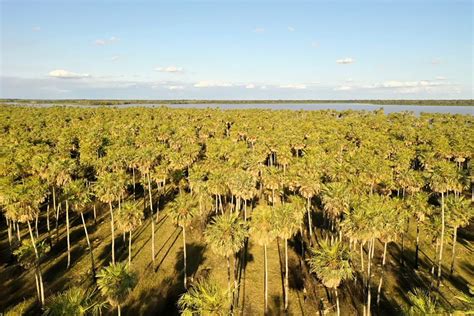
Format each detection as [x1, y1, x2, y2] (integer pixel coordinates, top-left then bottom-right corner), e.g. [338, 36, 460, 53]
[0, 0, 472, 100]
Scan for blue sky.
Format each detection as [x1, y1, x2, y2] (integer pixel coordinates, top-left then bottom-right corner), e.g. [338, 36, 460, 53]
[1, 0, 472, 99]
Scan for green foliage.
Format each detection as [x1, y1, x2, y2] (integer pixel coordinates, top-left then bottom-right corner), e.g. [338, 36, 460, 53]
[168, 193, 198, 228]
[205, 212, 248, 258]
[177, 278, 230, 315]
[405, 288, 440, 315]
[13, 239, 50, 269]
[97, 262, 137, 307]
[116, 201, 143, 233]
[4, 297, 36, 316]
[307, 240, 353, 288]
[43, 287, 100, 316]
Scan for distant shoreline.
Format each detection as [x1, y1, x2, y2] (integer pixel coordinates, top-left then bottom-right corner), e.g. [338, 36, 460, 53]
[1, 99, 473, 106]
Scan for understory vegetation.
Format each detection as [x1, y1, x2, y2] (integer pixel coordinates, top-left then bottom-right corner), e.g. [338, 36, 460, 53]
[0, 105, 473, 315]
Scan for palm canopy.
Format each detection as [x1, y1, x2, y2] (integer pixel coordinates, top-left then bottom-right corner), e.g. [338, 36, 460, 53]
[43, 287, 99, 316]
[249, 204, 275, 246]
[97, 262, 137, 308]
[205, 212, 248, 258]
[116, 201, 143, 233]
[177, 278, 230, 315]
[272, 202, 304, 240]
[168, 193, 198, 228]
[405, 288, 440, 315]
[93, 171, 127, 204]
[14, 239, 50, 270]
[307, 240, 353, 289]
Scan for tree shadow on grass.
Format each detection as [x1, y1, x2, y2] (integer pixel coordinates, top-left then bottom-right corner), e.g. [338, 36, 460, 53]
[154, 229, 180, 273]
[174, 242, 206, 286]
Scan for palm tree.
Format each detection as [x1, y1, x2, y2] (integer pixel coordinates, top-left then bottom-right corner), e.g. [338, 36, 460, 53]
[249, 203, 275, 313]
[168, 193, 198, 289]
[205, 212, 248, 306]
[429, 160, 457, 288]
[178, 277, 230, 315]
[405, 288, 439, 315]
[43, 287, 100, 316]
[116, 201, 143, 267]
[97, 262, 137, 316]
[445, 195, 473, 275]
[272, 202, 304, 311]
[94, 171, 126, 264]
[307, 240, 353, 316]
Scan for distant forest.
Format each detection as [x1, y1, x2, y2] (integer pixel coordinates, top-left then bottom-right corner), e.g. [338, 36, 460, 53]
[1, 99, 473, 106]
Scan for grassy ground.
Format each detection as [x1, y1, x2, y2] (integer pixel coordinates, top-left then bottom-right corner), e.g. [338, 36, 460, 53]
[0, 192, 472, 315]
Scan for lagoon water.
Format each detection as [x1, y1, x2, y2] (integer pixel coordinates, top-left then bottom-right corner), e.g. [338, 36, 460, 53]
[8, 102, 474, 115]
[118, 103, 473, 115]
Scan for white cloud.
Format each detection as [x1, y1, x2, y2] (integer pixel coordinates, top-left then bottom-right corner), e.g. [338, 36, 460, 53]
[32, 26, 41, 32]
[334, 86, 352, 91]
[168, 85, 184, 90]
[254, 27, 265, 33]
[435, 76, 447, 80]
[194, 81, 233, 88]
[346, 78, 353, 82]
[95, 36, 119, 46]
[246, 84, 256, 89]
[155, 66, 184, 73]
[288, 26, 295, 32]
[363, 80, 444, 89]
[336, 57, 355, 64]
[48, 69, 90, 79]
[110, 56, 120, 61]
[431, 58, 442, 65]
[279, 83, 307, 90]
[311, 41, 319, 48]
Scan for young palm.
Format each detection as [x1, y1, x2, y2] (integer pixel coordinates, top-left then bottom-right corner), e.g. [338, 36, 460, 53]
[405, 288, 439, 315]
[97, 262, 137, 316]
[168, 193, 198, 289]
[205, 212, 248, 306]
[178, 277, 230, 315]
[116, 201, 143, 267]
[249, 203, 275, 313]
[272, 202, 304, 311]
[43, 287, 99, 316]
[307, 240, 353, 316]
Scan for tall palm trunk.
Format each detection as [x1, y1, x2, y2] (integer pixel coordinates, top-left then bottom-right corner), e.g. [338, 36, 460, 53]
[366, 238, 374, 316]
[109, 201, 115, 264]
[117, 304, 121, 316]
[306, 197, 313, 243]
[437, 192, 445, 289]
[80, 212, 95, 278]
[66, 200, 71, 269]
[46, 202, 52, 247]
[376, 241, 388, 306]
[335, 288, 340, 316]
[147, 173, 155, 265]
[129, 231, 132, 267]
[450, 225, 458, 276]
[27, 221, 45, 306]
[415, 221, 420, 269]
[264, 244, 268, 314]
[284, 238, 289, 311]
[182, 226, 187, 289]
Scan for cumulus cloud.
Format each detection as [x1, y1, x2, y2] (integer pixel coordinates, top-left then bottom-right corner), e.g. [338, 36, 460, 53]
[334, 86, 352, 91]
[168, 85, 184, 90]
[279, 83, 307, 90]
[288, 26, 295, 32]
[95, 36, 119, 46]
[194, 81, 233, 88]
[32, 26, 41, 32]
[253, 27, 265, 33]
[48, 69, 90, 79]
[435, 76, 447, 80]
[363, 80, 444, 89]
[246, 84, 256, 89]
[155, 66, 184, 73]
[336, 57, 355, 64]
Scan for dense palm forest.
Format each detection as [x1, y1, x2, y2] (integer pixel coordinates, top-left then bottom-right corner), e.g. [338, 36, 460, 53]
[0, 105, 473, 315]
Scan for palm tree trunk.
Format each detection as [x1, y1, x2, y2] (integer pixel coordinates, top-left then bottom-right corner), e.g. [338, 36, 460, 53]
[52, 186, 57, 243]
[6, 217, 12, 249]
[66, 200, 71, 269]
[367, 238, 374, 316]
[93, 204, 97, 225]
[360, 242, 365, 271]
[80, 212, 95, 278]
[415, 221, 420, 269]
[117, 304, 121, 316]
[132, 167, 136, 200]
[16, 221, 21, 241]
[147, 173, 155, 266]
[264, 244, 268, 314]
[450, 225, 458, 276]
[183, 226, 187, 289]
[335, 288, 340, 316]
[55, 202, 61, 245]
[437, 192, 445, 289]
[129, 231, 132, 267]
[46, 203, 52, 247]
[109, 201, 115, 264]
[27, 221, 45, 306]
[35, 214, 39, 239]
[284, 238, 289, 311]
[307, 197, 313, 243]
[376, 241, 388, 306]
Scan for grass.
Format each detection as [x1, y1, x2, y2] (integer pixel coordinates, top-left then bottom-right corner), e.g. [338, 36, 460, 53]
[1, 191, 473, 315]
